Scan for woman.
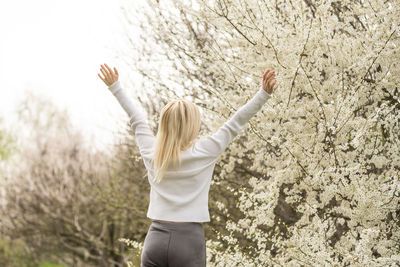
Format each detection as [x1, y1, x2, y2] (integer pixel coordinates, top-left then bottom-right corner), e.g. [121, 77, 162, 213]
[98, 63, 277, 267]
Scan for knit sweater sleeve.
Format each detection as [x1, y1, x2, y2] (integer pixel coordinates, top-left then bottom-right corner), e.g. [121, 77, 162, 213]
[108, 80, 155, 156]
[195, 87, 272, 157]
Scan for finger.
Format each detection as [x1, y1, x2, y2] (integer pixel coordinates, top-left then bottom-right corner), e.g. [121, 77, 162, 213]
[264, 79, 270, 90]
[100, 68, 110, 82]
[263, 71, 269, 85]
[101, 64, 111, 78]
[106, 64, 118, 81]
[266, 70, 275, 80]
[268, 79, 274, 89]
[114, 67, 118, 77]
[100, 64, 107, 72]
[98, 73, 105, 82]
[269, 78, 276, 90]
[100, 64, 106, 75]
[100, 64, 111, 82]
[104, 64, 114, 76]
[263, 69, 270, 79]
[266, 73, 275, 87]
[264, 70, 274, 83]
[264, 72, 273, 85]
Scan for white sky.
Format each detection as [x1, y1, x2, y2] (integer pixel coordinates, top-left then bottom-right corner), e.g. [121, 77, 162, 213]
[0, 0, 142, 152]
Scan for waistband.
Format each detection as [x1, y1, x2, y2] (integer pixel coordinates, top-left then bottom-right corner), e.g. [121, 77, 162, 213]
[152, 220, 203, 230]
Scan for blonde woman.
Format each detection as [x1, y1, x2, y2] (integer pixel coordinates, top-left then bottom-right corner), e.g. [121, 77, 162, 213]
[98, 63, 277, 267]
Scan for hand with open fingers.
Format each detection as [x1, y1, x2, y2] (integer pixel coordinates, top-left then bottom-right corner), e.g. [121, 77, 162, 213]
[261, 69, 277, 94]
[98, 63, 119, 87]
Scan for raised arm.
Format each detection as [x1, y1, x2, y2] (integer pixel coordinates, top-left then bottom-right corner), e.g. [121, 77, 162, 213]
[98, 64, 155, 158]
[194, 69, 276, 157]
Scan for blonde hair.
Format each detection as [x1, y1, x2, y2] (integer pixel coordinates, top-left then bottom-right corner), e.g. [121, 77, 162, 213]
[151, 99, 201, 183]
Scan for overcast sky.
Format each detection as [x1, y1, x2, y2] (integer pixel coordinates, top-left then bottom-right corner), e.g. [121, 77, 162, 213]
[0, 0, 143, 152]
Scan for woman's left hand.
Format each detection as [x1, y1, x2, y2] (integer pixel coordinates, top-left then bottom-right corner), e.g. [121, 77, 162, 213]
[98, 63, 119, 86]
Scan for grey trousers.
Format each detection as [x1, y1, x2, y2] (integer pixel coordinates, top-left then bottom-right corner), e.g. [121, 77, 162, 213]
[141, 220, 206, 267]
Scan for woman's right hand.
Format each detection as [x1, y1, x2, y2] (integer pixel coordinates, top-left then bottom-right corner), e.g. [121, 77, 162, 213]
[262, 69, 277, 94]
[98, 63, 119, 87]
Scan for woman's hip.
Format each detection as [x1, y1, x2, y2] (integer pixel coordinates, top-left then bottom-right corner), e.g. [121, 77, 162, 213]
[141, 220, 206, 267]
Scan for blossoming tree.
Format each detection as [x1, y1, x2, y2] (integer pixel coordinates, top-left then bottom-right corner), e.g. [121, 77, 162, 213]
[122, 0, 400, 265]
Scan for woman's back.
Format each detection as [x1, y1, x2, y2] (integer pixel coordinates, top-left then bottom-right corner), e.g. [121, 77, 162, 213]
[107, 79, 273, 222]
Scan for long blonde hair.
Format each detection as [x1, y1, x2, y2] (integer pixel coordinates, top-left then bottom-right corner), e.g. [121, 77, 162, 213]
[151, 99, 201, 183]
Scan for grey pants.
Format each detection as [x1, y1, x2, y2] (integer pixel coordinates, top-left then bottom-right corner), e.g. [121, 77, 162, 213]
[141, 220, 206, 267]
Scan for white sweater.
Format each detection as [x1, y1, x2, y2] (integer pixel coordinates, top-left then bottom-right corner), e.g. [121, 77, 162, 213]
[108, 80, 272, 222]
